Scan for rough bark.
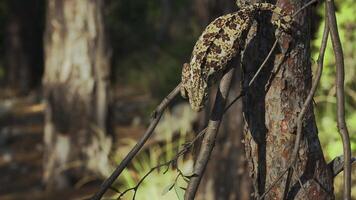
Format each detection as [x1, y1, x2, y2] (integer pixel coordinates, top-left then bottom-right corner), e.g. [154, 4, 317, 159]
[241, 0, 334, 199]
[43, 0, 111, 190]
[197, 58, 251, 200]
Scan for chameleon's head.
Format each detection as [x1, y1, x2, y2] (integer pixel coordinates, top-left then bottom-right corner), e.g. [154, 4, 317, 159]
[188, 78, 208, 112]
[181, 63, 208, 112]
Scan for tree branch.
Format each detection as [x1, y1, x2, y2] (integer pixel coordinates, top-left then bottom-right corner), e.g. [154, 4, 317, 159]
[112, 90, 245, 199]
[90, 84, 181, 200]
[326, 0, 352, 199]
[328, 155, 356, 178]
[184, 67, 235, 200]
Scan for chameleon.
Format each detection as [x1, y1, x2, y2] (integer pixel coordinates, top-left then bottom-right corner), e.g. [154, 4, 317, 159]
[181, 3, 292, 111]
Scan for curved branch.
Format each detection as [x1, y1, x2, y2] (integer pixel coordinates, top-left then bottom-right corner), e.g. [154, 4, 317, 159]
[184, 67, 236, 200]
[328, 155, 356, 177]
[91, 84, 181, 200]
[326, 0, 352, 199]
[114, 90, 245, 199]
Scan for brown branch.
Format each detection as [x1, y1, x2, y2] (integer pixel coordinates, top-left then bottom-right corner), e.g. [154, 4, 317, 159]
[115, 129, 206, 199]
[328, 155, 356, 178]
[249, 39, 279, 86]
[90, 84, 181, 200]
[184, 67, 236, 200]
[114, 90, 245, 199]
[259, 8, 330, 199]
[326, 0, 352, 199]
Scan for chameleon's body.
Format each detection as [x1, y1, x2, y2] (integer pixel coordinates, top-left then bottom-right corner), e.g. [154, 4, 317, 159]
[181, 3, 291, 111]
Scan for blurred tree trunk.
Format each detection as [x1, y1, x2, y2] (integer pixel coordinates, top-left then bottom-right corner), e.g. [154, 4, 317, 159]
[242, 0, 334, 199]
[43, 0, 111, 190]
[193, 0, 236, 26]
[157, 0, 172, 42]
[4, 0, 44, 94]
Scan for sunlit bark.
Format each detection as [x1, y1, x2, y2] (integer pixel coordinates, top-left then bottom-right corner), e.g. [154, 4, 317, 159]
[43, 0, 111, 190]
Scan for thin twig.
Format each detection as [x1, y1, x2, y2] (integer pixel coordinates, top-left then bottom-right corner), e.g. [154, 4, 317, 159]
[115, 89, 246, 199]
[259, 6, 329, 199]
[115, 129, 205, 199]
[249, 39, 279, 86]
[292, 0, 318, 18]
[249, 0, 319, 88]
[328, 155, 356, 178]
[90, 84, 181, 200]
[326, 0, 352, 199]
[184, 67, 236, 200]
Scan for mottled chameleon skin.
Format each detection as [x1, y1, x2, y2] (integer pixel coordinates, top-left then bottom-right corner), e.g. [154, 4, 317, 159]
[181, 3, 291, 111]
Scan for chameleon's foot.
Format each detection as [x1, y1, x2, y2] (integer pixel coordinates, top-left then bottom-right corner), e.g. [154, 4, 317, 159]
[272, 14, 293, 32]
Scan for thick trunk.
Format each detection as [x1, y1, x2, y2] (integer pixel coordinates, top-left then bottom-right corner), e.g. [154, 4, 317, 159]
[242, 0, 333, 199]
[43, 0, 111, 190]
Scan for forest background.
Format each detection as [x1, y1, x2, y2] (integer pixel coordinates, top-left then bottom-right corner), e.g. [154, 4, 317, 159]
[0, 0, 354, 199]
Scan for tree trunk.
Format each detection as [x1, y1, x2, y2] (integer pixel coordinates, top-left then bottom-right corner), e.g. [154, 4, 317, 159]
[198, 61, 251, 200]
[4, 0, 44, 93]
[43, 0, 111, 190]
[242, 0, 334, 199]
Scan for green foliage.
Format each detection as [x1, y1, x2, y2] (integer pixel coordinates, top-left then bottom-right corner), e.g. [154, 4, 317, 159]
[111, 139, 192, 200]
[312, 0, 356, 161]
[111, 107, 196, 200]
[106, 0, 201, 99]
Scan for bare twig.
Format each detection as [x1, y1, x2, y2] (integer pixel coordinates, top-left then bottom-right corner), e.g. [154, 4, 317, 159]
[184, 67, 236, 200]
[249, 0, 319, 88]
[115, 90, 246, 199]
[115, 87, 246, 199]
[92, 79, 246, 200]
[292, 0, 318, 18]
[91, 84, 181, 200]
[249, 39, 279, 86]
[116, 131, 205, 199]
[259, 7, 329, 199]
[328, 155, 356, 177]
[326, 0, 352, 199]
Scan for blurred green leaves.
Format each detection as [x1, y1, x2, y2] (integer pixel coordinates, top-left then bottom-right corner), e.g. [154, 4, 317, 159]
[312, 0, 356, 160]
[106, 0, 200, 99]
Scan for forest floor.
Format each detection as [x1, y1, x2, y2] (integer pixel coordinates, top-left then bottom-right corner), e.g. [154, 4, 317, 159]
[1, 88, 352, 200]
[0, 87, 152, 200]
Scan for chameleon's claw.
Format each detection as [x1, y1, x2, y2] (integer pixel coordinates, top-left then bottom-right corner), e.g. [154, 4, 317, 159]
[180, 87, 188, 99]
[272, 15, 292, 32]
